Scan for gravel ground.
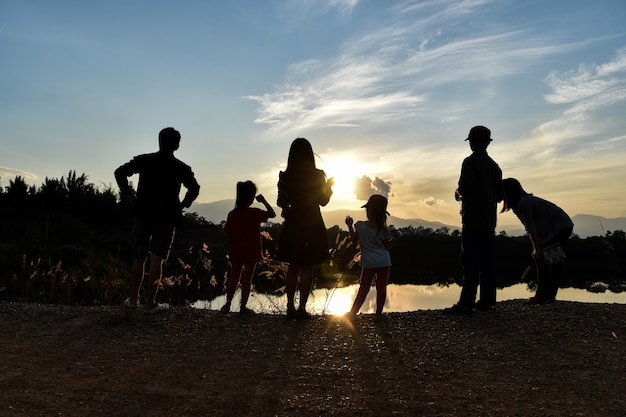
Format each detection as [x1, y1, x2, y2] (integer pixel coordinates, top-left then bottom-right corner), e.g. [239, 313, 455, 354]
[1, 300, 625, 417]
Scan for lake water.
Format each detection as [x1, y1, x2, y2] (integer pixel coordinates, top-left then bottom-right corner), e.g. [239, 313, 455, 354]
[191, 283, 626, 315]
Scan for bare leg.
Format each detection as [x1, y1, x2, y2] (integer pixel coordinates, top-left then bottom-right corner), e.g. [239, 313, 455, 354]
[129, 257, 147, 305]
[375, 267, 390, 315]
[350, 267, 375, 314]
[297, 264, 314, 313]
[144, 253, 164, 309]
[224, 263, 243, 310]
[285, 264, 300, 315]
[239, 262, 257, 309]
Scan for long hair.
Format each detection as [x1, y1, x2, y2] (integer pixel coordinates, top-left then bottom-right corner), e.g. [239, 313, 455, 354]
[235, 181, 256, 209]
[367, 206, 387, 230]
[285, 138, 316, 173]
[363, 195, 389, 230]
[501, 178, 530, 212]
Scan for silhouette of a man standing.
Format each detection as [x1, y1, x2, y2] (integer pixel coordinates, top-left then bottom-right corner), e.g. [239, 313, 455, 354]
[115, 127, 200, 313]
[445, 126, 502, 314]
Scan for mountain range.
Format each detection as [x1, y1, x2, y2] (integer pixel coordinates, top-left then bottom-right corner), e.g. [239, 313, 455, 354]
[190, 200, 625, 238]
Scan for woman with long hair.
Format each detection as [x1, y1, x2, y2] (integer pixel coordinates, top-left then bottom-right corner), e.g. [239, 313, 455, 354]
[276, 138, 334, 319]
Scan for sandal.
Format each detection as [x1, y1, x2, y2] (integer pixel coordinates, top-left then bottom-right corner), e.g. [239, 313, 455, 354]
[145, 303, 170, 314]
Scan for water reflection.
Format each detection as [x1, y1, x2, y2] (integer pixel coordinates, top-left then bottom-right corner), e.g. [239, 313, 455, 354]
[192, 283, 626, 315]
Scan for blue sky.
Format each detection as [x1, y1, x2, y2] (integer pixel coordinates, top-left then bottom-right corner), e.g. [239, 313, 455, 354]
[1, 0, 625, 228]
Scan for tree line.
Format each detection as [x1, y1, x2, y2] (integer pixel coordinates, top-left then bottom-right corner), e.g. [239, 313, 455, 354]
[1, 171, 624, 306]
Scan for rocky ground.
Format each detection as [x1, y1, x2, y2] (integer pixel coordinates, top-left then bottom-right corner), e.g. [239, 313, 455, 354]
[1, 299, 625, 417]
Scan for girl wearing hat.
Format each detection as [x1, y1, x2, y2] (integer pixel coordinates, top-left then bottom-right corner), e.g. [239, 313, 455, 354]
[345, 194, 402, 317]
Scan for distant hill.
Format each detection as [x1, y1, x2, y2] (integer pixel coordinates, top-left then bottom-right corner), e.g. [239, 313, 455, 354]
[190, 201, 626, 238]
[190, 200, 234, 224]
[190, 200, 455, 231]
[570, 214, 626, 238]
[320, 209, 456, 232]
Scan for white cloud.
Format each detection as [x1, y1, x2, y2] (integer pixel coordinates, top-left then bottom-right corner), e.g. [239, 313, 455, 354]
[354, 175, 392, 200]
[0, 166, 38, 182]
[393, 0, 493, 23]
[596, 47, 626, 76]
[544, 48, 626, 105]
[421, 195, 448, 207]
[536, 47, 626, 141]
[286, 0, 360, 20]
[249, 1, 575, 137]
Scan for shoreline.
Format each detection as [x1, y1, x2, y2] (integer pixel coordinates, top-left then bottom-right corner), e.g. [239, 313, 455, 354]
[190, 283, 626, 316]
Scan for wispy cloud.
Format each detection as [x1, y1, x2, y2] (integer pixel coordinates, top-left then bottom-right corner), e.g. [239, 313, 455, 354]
[0, 166, 38, 181]
[285, 0, 360, 20]
[544, 48, 626, 105]
[248, 1, 575, 137]
[535, 47, 626, 141]
[392, 0, 493, 22]
[492, 49, 626, 218]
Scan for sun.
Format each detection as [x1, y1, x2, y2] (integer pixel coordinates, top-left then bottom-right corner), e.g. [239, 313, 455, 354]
[320, 155, 365, 200]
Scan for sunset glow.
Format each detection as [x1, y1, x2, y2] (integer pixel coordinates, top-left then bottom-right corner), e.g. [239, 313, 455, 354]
[2, 1, 625, 223]
[319, 155, 365, 201]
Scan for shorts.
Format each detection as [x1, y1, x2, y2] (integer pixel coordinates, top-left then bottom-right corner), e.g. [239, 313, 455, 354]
[131, 218, 176, 260]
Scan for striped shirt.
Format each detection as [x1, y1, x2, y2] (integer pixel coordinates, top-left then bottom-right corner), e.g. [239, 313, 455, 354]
[457, 149, 503, 231]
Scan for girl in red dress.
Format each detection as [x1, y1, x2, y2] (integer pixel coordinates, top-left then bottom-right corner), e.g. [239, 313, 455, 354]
[221, 181, 276, 314]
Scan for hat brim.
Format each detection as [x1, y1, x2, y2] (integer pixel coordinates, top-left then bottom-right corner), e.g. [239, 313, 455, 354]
[361, 203, 391, 216]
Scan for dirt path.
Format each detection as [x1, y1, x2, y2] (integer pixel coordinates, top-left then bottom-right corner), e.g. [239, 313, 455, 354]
[1, 300, 625, 416]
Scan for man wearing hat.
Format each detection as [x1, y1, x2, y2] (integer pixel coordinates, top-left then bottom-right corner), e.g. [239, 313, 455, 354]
[445, 126, 503, 314]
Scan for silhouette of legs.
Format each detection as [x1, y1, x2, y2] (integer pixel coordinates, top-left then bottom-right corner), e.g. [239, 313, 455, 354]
[285, 263, 314, 318]
[298, 266, 313, 313]
[351, 268, 375, 314]
[528, 230, 571, 304]
[285, 265, 298, 316]
[239, 262, 256, 309]
[145, 253, 165, 310]
[222, 263, 241, 312]
[222, 262, 257, 312]
[129, 253, 165, 310]
[350, 267, 389, 315]
[128, 256, 146, 306]
[458, 229, 496, 308]
[127, 219, 174, 312]
[375, 267, 390, 314]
